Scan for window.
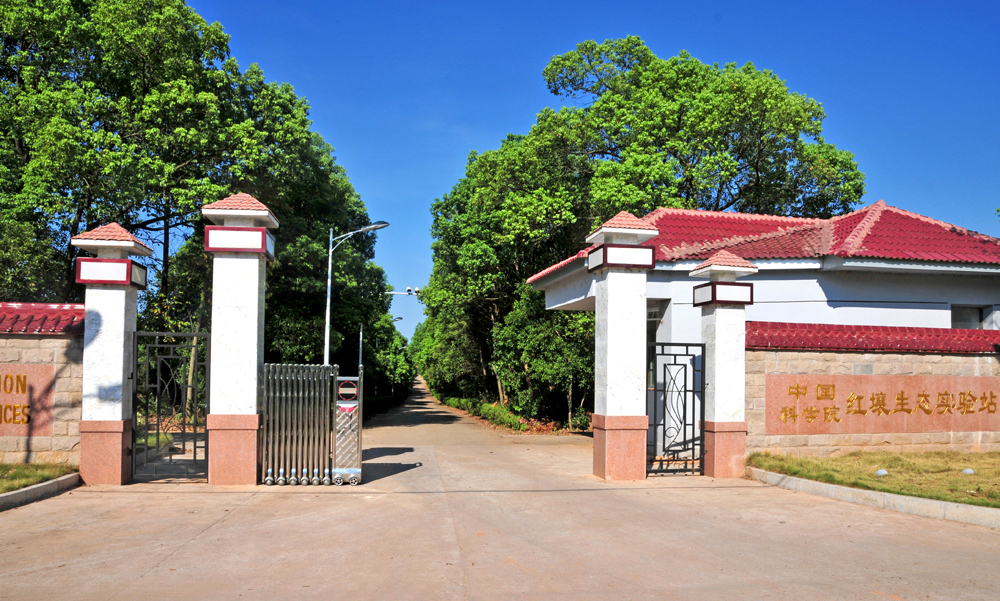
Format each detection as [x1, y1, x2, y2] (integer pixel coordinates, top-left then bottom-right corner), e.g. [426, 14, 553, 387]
[951, 306, 984, 330]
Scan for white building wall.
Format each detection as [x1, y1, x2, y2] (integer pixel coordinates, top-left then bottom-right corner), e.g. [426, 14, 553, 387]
[651, 269, 1000, 344]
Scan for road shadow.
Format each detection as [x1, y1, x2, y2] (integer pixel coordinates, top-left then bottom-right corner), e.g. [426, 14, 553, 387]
[363, 446, 414, 460]
[363, 461, 423, 483]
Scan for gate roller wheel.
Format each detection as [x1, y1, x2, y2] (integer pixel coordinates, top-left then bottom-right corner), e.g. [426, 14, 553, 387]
[348, 475, 360, 486]
[333, 475, 344, 486]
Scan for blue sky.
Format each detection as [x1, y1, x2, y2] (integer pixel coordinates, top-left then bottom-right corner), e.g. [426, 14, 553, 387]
[189, 0, 1000, 339]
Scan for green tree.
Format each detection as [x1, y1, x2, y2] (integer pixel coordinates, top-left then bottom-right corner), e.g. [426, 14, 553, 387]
[1, 0, 411, 387]
[542, 36, 865, 218]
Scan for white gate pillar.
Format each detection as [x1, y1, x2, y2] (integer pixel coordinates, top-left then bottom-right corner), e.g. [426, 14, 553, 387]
[202, 193, 278, 484]
[587, 213, 657, 480]
[691, 250, 757, 478]
[72, 223, 152, 485]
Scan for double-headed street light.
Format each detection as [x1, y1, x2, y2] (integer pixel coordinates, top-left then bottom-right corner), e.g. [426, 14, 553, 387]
[324, 221, 389, 365]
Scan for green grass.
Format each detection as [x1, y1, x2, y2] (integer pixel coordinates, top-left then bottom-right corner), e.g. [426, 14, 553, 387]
[0, 463, 76, 494]
[747, 451, 1000, 509]
[135, 431, 173, 450]
[437, 395, 527, 431]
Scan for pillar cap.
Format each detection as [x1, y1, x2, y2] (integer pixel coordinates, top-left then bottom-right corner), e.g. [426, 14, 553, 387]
[71, 223, 153, 257]
[585, 211, 658, 245]
[202, 193, 279, 228]
[690, 250, 758, 279]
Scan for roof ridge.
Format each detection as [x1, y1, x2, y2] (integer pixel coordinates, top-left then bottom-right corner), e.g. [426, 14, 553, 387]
[834, 200, 886, 257]
[658, 220, 826, 260]
[645, 207, 819, 225]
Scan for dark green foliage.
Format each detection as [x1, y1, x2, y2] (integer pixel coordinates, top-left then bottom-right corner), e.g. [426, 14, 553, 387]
[0, 0, 411, 389]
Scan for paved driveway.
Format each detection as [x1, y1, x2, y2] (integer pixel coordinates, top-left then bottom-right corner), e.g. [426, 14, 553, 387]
[1, 379, 998, 600]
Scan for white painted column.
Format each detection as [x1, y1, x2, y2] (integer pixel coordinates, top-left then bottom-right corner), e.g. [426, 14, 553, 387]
[702, 302, 747, 424]
[201, 194, 278, 484]
[691, 252, 757, 478]
[81, 259, 137, 421]
[72, 224, 152, 485]
[594, 268, 648, 417]
[585, 215, 658, 481]
[209, 251, 266, 415]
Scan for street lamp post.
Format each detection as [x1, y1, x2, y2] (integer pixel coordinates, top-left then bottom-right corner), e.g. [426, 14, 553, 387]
[324, 221, 389, 365]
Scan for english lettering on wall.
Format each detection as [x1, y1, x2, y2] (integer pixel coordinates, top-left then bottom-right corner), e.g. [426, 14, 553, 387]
[0, 365, 55, 437]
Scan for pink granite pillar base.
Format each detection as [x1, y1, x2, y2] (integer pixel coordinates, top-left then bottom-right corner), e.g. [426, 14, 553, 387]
[79, 420, 132, 485]
[207, 414, 261, 485]
[593, 414, 647, 481]
[703, 421, 747, 478]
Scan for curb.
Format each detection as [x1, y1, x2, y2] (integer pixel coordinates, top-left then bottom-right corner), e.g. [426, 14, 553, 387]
[747, 467, 1000, 530]
[0, 473, 81, 512]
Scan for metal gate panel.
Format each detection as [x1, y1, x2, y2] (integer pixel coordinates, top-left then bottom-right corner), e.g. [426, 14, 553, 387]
[334, 367, 363, 485]
[261, 364, 337, 485]
[647, 342, 705, 475]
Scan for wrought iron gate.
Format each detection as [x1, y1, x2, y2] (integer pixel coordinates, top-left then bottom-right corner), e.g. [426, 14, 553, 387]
[132, 332, 211, 479]
[647, 342, 705, 475]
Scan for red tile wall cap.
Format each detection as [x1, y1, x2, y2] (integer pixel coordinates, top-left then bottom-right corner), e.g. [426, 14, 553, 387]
[746, 321, 1000, 354]
[691, 250, 758, 271]
[0, 302, 85, 335]
[202, 192, 271, 212]
[71, 223, 152, 252]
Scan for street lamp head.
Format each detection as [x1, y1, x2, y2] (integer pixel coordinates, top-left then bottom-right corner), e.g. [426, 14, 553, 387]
[360, 221, 390, 233]
[392, 317, 404, 322]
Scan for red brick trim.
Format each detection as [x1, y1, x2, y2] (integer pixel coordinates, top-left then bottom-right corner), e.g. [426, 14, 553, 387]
[746, 321, 1000, 354]
[702, 420, 747, 433]
[592, 414, 647, 430]
[206, 414, 262, 430]
[79, 420, 127, 433]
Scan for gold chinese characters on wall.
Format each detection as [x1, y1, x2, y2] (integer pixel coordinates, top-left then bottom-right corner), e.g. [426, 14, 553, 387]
[764, 375, 1000, 435]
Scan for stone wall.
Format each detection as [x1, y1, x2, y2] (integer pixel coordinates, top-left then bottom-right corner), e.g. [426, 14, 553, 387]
[0, 334, 83, 465]
[746, 349, 1000, 456]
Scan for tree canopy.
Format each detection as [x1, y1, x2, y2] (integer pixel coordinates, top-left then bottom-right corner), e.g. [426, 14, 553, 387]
[0, 0, 412, 391]
[412, 37, 864, 422]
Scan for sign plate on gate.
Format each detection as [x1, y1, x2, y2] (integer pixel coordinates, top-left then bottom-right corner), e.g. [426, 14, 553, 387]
[338, 381, 357, 398]
[338, 401, 358, 414]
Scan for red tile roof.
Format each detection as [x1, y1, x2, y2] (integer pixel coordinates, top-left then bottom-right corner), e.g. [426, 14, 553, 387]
[0, 303, 85, 335]
[529, 200, 1000, 283]
[203, 193, 271, 212]
[692, 250, 757, 271]
[71, 223, 152, 251]
[745, 321, 1000, 354]
[526, 249, 591, 284]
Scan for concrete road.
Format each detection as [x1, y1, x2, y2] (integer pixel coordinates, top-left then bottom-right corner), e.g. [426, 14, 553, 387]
[1, 379, 998, 600]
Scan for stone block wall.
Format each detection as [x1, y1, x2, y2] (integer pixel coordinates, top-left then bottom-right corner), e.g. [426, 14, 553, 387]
[746, 349, 1000, 456]
[0, 335, 83, 465]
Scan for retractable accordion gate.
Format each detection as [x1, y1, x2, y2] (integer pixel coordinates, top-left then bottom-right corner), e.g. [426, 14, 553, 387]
[260, 363, 364, 486]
